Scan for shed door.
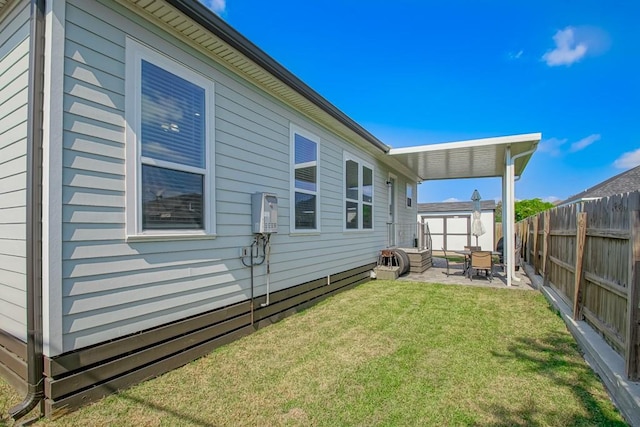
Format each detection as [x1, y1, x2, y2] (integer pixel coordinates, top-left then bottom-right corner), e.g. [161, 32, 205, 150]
[426, 215, 471, 251]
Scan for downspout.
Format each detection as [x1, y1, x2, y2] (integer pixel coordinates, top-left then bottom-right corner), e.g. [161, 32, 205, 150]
[510, 147, 537, 170]
[10, 0, 46, 420]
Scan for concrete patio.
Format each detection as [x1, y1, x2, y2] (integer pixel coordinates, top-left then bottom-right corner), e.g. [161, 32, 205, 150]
[398, 256, 536, 291]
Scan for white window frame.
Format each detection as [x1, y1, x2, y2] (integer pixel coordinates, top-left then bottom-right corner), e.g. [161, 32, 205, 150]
[406, 182, 414, 208]
[125, 37, 216, 239]
[343, 151, 374, 231]
[290, 124, 320, 234]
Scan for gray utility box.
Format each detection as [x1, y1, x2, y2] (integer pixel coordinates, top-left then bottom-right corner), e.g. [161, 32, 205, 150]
[252, 192, 278, 234]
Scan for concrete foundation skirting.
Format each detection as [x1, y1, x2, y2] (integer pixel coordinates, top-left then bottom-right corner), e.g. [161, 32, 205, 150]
[523, 263, 640, 426]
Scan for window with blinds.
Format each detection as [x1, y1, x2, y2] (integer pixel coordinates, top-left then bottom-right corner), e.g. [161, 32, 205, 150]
[344, 152, 374, 230]
[140, 60, 206, 230]
[126, 38, 215, 237]
[406, 183, 413, 208]
[291, 125, 319, 231]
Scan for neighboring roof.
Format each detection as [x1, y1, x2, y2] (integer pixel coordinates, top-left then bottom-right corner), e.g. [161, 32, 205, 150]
[388, 134, 541, 181]
[417, 201, 496, 213]
[561, 165, 640, 205]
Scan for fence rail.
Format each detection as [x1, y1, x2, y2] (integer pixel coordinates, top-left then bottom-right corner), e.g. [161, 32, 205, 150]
[518, 191, 640, 379]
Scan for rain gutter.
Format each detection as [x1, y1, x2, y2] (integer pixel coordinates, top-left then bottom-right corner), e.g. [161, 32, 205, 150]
[10, 0, 46, 420]
[165, 0, 390, 154]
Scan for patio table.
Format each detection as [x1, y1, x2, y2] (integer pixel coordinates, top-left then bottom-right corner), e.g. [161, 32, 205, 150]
[453, 250, 500, 277]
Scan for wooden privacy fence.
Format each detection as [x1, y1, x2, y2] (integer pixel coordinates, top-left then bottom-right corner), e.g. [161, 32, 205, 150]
[518, 191, 640, 380]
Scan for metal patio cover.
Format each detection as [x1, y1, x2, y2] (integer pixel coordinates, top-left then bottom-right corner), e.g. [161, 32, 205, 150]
[387, 133, 542, 286]
[387, 133, 541, 181]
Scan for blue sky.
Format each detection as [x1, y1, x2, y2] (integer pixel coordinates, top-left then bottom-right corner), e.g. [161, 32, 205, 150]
[203, 0, 640, 203]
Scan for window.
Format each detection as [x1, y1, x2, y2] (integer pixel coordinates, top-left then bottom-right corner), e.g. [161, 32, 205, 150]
[126, 38, 215, 237]
[290, 125, 319, 232]
[406, 183, 414, 208]
[344, 152, 373, 230]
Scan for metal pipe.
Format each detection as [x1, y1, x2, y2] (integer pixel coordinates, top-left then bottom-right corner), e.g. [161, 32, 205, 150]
[241, 235, 266, 324]
[510, 147, 537, 165]
[10, 0, 46, 420]
[249, 237, 256, 325]
[261, 234, 272, 307]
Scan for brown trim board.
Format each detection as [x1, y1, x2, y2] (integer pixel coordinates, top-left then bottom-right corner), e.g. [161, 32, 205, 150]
[0, 329, 28, 394]
[0, 329, 27, 360]
[43, 263, 375, 415]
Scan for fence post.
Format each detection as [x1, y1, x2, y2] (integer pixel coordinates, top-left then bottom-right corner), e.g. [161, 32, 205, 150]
[542, 210, 551, 286]
[572, 212, 587, 320]
[625, 210, 640, 380]
[532, 215, 539, 274]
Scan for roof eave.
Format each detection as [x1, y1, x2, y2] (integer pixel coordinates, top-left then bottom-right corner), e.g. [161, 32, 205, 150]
[165, 0, 390, 154]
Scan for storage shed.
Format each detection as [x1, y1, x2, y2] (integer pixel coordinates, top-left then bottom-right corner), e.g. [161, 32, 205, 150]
[418, 201, 496, 251]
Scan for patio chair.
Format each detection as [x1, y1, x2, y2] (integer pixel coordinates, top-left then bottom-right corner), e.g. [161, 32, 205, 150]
[469, 250, 493, 282]
[442, 247, 466, 277]
[496, 236, 521, 272]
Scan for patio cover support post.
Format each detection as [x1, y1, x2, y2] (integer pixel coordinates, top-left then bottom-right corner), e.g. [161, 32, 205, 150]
[501, 171, 506, 253]
[503, 147, 514, 286]
[504, 146, 538, 286]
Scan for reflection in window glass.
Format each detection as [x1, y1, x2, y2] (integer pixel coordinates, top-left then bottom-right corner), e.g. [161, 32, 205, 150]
[362, 204, 372, 229]
[346, 160, 359, 201]
[406, 183, 413, 207]
[142, 165, 203, 229]
[295, 166, 317, 192]
[363, 166, 372, 203]
[295, 134, 317, 164]
[295, 192, 316, 229]
[141, 60, 205, 168]
[346, 201, 358, 229]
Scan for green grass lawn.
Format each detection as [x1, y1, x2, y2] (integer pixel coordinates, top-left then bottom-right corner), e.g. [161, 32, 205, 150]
[1, 280, 627, 426]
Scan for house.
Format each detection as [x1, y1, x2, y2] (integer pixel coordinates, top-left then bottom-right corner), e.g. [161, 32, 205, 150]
[560, 164, 640, 206]
[0, 0, 540, 419]
[418, 200, 496, 251]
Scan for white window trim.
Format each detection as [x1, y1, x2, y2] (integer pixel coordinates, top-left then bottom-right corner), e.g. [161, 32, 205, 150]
[406, 182, 414, 209]
[343, 151, 374, 232]
[290, 123, 321, 234]
[125, 37, 216, 240]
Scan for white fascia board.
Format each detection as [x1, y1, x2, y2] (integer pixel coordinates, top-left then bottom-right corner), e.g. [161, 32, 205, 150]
[388, 133, 542, 155]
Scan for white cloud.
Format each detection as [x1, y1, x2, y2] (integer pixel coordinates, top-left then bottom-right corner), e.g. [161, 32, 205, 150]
[442, 197, 461, 203]
[542, 27, 588, 66]
[542, 196, 561, 203]
[613, 148, 640, 169]
[538, 137, 567, 156]
[508, 50, 524, 60]
[202, 0, 226, 15]
[569, 133, 600, 152]
[539, 135, 600, 156]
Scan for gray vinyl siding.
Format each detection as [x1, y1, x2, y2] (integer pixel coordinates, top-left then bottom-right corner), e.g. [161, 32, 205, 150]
[59, 0, 416, 353]
[0, 0, 29, 342]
